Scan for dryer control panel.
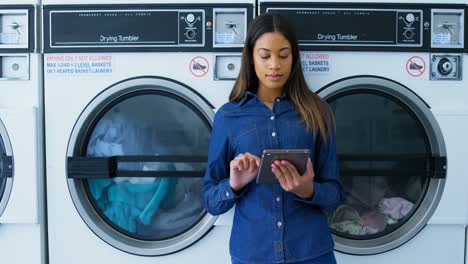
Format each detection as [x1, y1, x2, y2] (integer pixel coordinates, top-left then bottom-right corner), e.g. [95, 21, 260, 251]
[268, 8, 424, 47]
[397, 11, 422, 46]
[47, 9, 206, 48]
[43, 4, 254, 53]
[179, 11, 203, 45]
[261, 2, 465, 52]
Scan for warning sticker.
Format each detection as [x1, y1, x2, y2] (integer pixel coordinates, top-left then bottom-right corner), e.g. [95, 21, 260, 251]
[45, 55, 113, 74]
[300, 52, 331, 75]
[406, 56, 426, 77]
[189, 56, 209, 77]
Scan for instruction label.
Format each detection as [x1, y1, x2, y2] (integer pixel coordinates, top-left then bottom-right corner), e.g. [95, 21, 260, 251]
[433, 32, 451, 45]
[300, 52, 331, 75]
[0, 32, 19, 44]
[45, 55, 113, 74]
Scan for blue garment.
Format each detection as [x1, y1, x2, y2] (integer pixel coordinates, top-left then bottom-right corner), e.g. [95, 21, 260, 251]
[88, 177, 176, 233]
[202, 91, 342, 264]
[87, 168, 177, 233]
[232, 250, 337, 264]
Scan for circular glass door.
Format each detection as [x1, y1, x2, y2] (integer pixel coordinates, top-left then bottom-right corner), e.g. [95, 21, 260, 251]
[319, 76, 446, 255]
[0, 119, 14, 218]
[67, 77, 216, 256]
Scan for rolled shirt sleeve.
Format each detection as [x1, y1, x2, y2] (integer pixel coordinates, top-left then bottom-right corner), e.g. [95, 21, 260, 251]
[202, 111, 240, 216]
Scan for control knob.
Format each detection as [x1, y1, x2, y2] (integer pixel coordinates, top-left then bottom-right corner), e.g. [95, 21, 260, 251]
[186, 29, 196, 39]
[403, 29, 415, 39]
[186, 13, 195, 24]
[437, 58, 452, 75]
[405, 13, 415, 23]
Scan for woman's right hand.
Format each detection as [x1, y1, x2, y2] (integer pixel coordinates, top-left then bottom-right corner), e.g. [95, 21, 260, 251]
[229, 152, 260, 192]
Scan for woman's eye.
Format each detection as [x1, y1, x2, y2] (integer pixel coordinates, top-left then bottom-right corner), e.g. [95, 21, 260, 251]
[280, 54, 289, 59]
[260, 55, 270, 59]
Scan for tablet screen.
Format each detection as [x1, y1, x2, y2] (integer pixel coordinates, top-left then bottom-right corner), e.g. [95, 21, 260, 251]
[256, 149, 310, 184]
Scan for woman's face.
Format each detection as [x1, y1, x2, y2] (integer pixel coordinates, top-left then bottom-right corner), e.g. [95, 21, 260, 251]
[253, 31, 293, 93]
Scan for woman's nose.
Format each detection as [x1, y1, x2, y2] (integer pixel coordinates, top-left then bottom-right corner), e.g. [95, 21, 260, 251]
[269, 56, 281, 70]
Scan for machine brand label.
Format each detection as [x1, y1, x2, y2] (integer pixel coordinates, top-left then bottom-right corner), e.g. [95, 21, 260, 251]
[317, 33, 359, 42]
[99, 35, 141, 43]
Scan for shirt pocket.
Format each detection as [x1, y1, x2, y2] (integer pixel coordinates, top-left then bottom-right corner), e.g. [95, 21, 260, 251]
[287, 120, 314, 149]
[232, 125, 261, 156]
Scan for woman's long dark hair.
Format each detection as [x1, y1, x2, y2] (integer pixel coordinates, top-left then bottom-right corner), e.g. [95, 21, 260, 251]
[229, 13, 335, 143]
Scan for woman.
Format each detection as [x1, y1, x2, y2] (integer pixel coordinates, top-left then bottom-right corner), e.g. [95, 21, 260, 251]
[202, 13, 342, 264]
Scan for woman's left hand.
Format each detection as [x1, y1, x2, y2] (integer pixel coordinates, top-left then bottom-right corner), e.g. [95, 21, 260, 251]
[272, 158, 315, 199]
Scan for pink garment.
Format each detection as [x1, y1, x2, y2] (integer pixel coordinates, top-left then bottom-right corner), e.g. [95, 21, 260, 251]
[360, 211, 387, 235]
[378, 197, 414, 220]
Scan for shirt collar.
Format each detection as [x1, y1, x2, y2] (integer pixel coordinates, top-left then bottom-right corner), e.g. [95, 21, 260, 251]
[238, 90, 256, 106]
[238, 90, 288, 106]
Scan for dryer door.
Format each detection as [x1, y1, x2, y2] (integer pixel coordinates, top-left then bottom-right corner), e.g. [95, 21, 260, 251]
[318, 76, 446, 255]
[0, 118, 13, 218]
[66, 77, 216, 256]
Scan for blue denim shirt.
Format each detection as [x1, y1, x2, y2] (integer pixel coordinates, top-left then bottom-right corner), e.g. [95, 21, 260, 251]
[202, 91, 342, 264]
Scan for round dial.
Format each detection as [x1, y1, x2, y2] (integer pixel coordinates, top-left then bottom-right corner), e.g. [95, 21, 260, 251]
[186, 13, 195, 23]
[405, 13, 415, 23]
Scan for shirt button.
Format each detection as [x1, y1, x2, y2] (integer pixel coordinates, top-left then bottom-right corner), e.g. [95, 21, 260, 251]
[270, 115, 275, 120]
[276, 197, 281, 202]
[277, 221, 282, 228]
[225, 191, 230, 197]
[272, 132, 276, 137]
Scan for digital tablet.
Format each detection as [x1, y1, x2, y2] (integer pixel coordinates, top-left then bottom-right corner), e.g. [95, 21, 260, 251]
[256, 149, 311, 184]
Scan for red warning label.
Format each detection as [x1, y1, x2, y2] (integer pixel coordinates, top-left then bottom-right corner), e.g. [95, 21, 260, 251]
[406, 56, 426, 77]
[189, 56, 209, 77]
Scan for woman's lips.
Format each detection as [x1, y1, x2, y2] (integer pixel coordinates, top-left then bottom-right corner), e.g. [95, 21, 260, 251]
[266, 74, 283, 81]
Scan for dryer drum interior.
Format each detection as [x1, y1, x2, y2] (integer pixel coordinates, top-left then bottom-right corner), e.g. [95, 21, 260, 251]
[66, 77, 216, 256]
[320, 77, 446, 255]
